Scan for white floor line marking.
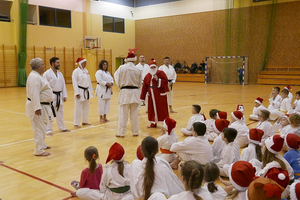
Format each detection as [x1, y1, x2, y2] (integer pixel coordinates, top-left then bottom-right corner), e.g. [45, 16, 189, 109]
[0, 109, 27, 116]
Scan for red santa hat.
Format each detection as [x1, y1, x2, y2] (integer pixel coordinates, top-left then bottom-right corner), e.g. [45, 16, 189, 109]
[149, 58, 157, 67]
[213, 119, 230, 134]
[254, 97, 263, 105]
[126, 52, 137, 62]
[284, 85, 291, 91]
[136, 145, 144, 161]
[236, 104, 245, 114]
[217, 111, 227, 119]
[228, 161, 256, 192]
[290, 181, 300, 200]
[248, 128, 264, 145]
[265, 135, 284, 154]
[285, 133, 300, 149]
[76, 57, 87, 66]
[231, 111, 244, 121]
[106, 142, 125, 164]
[264, 167, 289, 189]
[163, 117, 176, 135]
[246, 178, 284, 200]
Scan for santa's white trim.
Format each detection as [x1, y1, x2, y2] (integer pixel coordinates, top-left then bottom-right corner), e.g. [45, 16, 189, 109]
[79, 59, 87, 66]
[212, 122, 222, 134]
[247, 133, 260, 145]
[254, 100, 262, 104]
[158, 78, 161, 88]
[231, 112, 241, 121]
[265, 136, 279, 154]
[150, 76, 158, 123]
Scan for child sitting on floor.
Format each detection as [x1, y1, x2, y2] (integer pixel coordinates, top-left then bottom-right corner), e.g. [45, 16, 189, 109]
[157, 117, 178, 163]
[229, 111, 249, 148]
[215, 128, 240, 177]
[211, 119, 230, 162]
[71, 146, 103, 199]
[181, 104, 205, 136]
[249, 97, 266, 121]
[170, 122, 213, 169]
[255, 109, 276, 143]
[291, 91, 300, 114]
[269, 89, 292, 121]
[274, 114, 290, 136]
[205, 109, 219, 141]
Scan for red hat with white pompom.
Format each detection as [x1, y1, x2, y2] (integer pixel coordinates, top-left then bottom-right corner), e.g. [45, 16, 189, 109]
[248, 128, 264, 145]
[264, 135, 284, 154]
[213, 119, 230, 134]
[290, 181, 300, 200]
[106, 142, 125, 164]
[285, 133, 300, 149]
[163, 117, 176, 135]
[217, 111, 227, 119]
[231, 111, 244, 121]
[149, 58, 157, 67]
[255, 97, 263, 105]
[264, 167, 289, 189]
[76, 58, 87, 66]
[236, 104, 245, 114]
[126, 52, 137, 62]
[284, 85, 291, 91]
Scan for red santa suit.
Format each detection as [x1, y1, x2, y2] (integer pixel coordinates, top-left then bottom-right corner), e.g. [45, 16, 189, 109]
[140, 59, 169, 124]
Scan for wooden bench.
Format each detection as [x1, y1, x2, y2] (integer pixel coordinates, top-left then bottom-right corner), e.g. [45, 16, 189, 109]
[176, 74, 205, 83]
[265, 66, 300, 71]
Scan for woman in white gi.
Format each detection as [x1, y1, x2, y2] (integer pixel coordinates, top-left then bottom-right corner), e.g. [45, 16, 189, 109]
[72, 58, 93, 128]
[95, 60, 114, 122]
[129, 136, 184, 200]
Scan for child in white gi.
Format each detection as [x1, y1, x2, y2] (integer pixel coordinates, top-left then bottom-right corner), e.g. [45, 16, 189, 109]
[100, 142, 133, 200]
[269, 89, 292, 120]
[284, 85, 293, 103]
[211, 119, 230, 162]
[256, 109, 276, 143]
[229, 111, 249, 148]
[181, 105, 205, 136]
[290, 90, 300, 114]
[168, 160, 213, 200]
[157, 117, 178, 163]
[205, 109, 219, 141]
[240, 128, 264, 162]
[203, 162, 227, 200]
[268, 86, 282, 110]
[170, 122, 213, 169]
[216, 128, 240, 177]
[249, 97, 266, 121]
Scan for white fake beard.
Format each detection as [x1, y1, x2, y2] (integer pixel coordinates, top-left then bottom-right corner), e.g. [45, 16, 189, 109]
[149, 68, 157, 76]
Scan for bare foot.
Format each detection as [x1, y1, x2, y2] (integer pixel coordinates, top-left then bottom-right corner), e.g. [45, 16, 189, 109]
[82, 123, 91, 126]
[104, 119, 109, 122]
[45, 146, 51, 149]
[100, 119, 106, 122]
[133, 134, 139, 137]
[70, 191, 77, 197]
[35, 152, 50, 156]
[182, 133, 191, 137]
[115, 135, 125, 138]
[61, 129, 70, 132]
[74, 125, 81, 128]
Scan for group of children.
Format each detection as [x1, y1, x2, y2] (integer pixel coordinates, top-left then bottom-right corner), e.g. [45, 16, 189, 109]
[70, 86, 300, 200]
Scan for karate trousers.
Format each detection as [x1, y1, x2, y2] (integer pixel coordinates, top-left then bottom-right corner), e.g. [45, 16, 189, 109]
[180, 128, 193, 136]
[117, 103, 139, 136]
[74, 98, 89, 125]
[46, 105, 66, 134]
[97, 98, 111, 116]
[167, 83, 173, 106]
[29, 114, 48, 155]
[76, 188, 103, 200]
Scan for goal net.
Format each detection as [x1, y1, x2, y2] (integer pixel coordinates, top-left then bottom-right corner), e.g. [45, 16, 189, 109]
[205, 56, 248, 85]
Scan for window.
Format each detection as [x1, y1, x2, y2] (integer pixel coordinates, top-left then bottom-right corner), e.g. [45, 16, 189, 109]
[103, 16, 124, 33]
[39, 6, 71, 28]
[0, 1, 12, 22]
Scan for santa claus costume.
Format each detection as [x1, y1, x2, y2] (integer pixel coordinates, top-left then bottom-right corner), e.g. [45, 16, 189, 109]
[140, 58, 169, 127]
[157, 117, 178, 163]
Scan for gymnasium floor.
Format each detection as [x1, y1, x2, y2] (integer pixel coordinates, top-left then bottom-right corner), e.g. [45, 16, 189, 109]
[0, 82, 299, 199]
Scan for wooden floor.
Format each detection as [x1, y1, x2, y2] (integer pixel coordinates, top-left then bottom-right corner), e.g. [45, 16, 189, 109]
[0, 82, 299, 200]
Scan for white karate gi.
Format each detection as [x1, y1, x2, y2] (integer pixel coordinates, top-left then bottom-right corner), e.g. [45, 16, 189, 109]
[290, 99, 300, 114]
[148, 192, 167, 200]
[212, 134, 226, 163]
[249, 104, 266, 121]
[114, 62, 142, 136]
[129, 158, 184, 199]
[278, 124, 292, 138]
[205, 119, 218, 141]
[269, 97, 292, 120]
[181, 114, 205, 136]
[26, 70, 53, 155]
[95, 70, 114, 116]
[216, 142, 240, 169]
[203, 182, 227, 200]
[157, 131, 178, 163]
[76, 189, 103, 200]
[229, 121, 249, 148]
[168, 189, 213, 200]
[288, 92, 293, 103]
[72, 67, 93, 125]
[226, 191, 246, 200]
[256, 154, 294, 180]
[43, 68, 68, 133]
[240, 143, 261, 162]
[158, 64, 176, 106]
[255, 121, 276, 144]
[268, 94, 282, 110]
[100, 162, 133, 200]
[170, 135, 213, 165]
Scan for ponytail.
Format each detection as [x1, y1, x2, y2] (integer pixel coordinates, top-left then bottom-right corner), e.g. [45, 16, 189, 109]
[141, 136, 159, 200]
[207, 182, 218, 193]
[263, 148, 287, 170]
[255, 144, 263, 162]
[189, 169, 203, 200]
[204, 162, 219, 193]
[84, 146, 99, 174]
[117, 161, 124, 177]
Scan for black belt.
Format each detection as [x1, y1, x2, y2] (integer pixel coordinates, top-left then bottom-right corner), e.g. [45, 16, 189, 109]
[78, 86, 89, 100]
[121, 86, 138, 90]
[97, 82, 112, 94]
[168, 80, 173, 83]
[168, 80, 173, 91]
[109, 185, 130, 193]
[27, 98, 56, 117]
[53, 91, 62, 111]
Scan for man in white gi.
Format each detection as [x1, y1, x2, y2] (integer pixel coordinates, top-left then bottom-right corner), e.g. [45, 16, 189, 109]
[114, 53, 142, 137]
[136, 55, 150, 108]
[72, 58, 93, 128]
[159, 57, 177, 113]
[26, 58, 53, 156]
[43, 57, 70, 135]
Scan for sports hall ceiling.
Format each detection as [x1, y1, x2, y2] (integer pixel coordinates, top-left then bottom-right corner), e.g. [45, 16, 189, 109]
[94, 0, 182, 7]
